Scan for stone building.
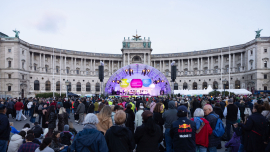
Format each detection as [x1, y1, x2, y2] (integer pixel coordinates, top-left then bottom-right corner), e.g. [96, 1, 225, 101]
[0, 32, 269, 98]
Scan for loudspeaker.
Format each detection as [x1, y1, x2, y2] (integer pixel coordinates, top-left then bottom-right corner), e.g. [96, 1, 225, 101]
[99, 65, 104, 82]
[171, 65, 176, 82]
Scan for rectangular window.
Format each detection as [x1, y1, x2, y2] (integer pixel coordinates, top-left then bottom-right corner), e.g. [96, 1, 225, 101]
[22, 50, 24, 55]
[8, 49, 11, 52]
[77, 70, 79, 75]
[251, 76, 253, 79]
[264, 61, 267, 68]
[56, 67, 59, 73]
[265, 49, 267, 53]
[66, 69, 69, 74]
[8, 61, 11, 68]
[264, 74, 267, 79]
[34, 65, 36, 71]
[250, 50, 253, 55]
[8, 86, 11, 91]
[264, 86, 267, 90]
[45, 67, 48, 73]
[8, 74, 11, 79]
[22, 75, 24, 79]
[22, 62, 24, 69]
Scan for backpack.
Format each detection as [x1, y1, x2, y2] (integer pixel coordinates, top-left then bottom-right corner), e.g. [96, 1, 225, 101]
[210, 114, 225, 137]
[27, 102, 32, 109]
[38, 105, 43, 111]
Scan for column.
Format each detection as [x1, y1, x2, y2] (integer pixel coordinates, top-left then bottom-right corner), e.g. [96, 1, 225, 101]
[181, 59, 184, 73]
[240, 52, 243, 72]
[163, 60, 165, 73]
[208, 57, 210, 74]
[148, 54, 150, 65]
[74, 58, 76, 73]
[197, 58, 200, 74]
[187, 59, 190, 73]
[90, 59, 93, 75]
[160, 61, 161, 71]
[154, 61, 155, 68]
[128, 53, 130, 65]
[84, 58, 86, 75]
[39, 53, 41, 71]
[109, 60, 111, 75]
[233, 53, 235, 72]
[218, 55, 220, 73]
[178, 59, 180, 75]
[54, 55, 56, 73]
[190, 59, 193, 75]
[31, 52, 34, 66]
[65, 56, 67, 74]
[221, 55, 224, 73]
[201, 58, 203, 74]
[50, 55, 52, 72]
[93, 59, 95, 75]
[144, 53, 146, 64]
[43, 54, 45, 70]
[123, 54, 125, 66]
[211, 56, 213, 73]
[118, 61, 119, 69]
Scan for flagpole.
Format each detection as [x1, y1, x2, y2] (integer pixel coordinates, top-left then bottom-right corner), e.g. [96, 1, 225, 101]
[229, 46, 231, 96]
[53, 48, 55, 98]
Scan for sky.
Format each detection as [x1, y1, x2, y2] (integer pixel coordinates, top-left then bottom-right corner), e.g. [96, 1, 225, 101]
[1, 0, 270, 54]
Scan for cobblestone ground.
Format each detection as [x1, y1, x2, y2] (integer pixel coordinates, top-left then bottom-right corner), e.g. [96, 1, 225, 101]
[8, 113, 227, 152]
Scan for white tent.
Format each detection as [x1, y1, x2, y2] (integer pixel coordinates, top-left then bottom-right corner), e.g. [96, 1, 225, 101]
[174, 85, 252, 95]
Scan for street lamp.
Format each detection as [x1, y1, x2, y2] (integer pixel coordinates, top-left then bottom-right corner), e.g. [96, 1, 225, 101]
[214, 83, 218, 97]
[222, 79, 227, 97]
[65, 80, 69, 98]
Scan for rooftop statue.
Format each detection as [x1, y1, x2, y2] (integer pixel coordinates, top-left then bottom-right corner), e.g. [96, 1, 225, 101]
[255, 29, 262, 38]
[13, 29, 20, 38]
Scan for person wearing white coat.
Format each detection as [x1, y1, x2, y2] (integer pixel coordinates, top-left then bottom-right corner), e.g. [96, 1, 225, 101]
[7, 131, 26, 152]
[135, 104, 144, 128]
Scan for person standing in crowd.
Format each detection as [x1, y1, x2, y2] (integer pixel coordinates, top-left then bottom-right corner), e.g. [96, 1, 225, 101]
[30, 102, 38, 124]
[135, 103, 144, 128]
[75, 99, 85, 125]
[223, 99, 240, 141]
[70, 113, 108, 152]
[15, 99, 24, 121]
[204, 104, 221, 152]
[261, 101, 270, 121]
[163, 100, 178, 152]
[213, 103, 224, 120]
[192, 98, 201, 116]
[105, 110, 135, 152]
[111, 105, 121, 125]
[153, 103, 165, 132]
[58, 107, 68, 132]
[86, 101, 94, 114]
[27, 100, 33, 117]
[42, 104, 48, 129]
[18, 134, 39, 152]
[37, 101, 43, 124]
[150, 99, 156, 113]
[170, 106, 196, 152]
[35, 137, 54, 152]
[135, 110, 163, 152]
[60, 125, 74, 146]
[125, 104, 135, 134]
[8, 131, 26, 152]
[56, 100, 63, 114]
[6, 99, 15, 119]
[31, 122, 43, 139]
[0, 104, 10, 152]
[63, 99, 71, 117]
[94, 100, 99, 113]
[96, 105, 113, 135]
[46, 106, 57, 137]
[191, 108, 213, 152]
[236, 103, 268, 152]
[50, 131, 68, 152]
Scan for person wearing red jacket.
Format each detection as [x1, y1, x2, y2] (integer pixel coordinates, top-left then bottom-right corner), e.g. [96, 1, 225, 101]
[191, 108, 213, 152]
[14, 99, 24, 121]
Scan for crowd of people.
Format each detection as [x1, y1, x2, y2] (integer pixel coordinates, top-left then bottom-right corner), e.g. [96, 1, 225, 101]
[0, 95, 270, 152]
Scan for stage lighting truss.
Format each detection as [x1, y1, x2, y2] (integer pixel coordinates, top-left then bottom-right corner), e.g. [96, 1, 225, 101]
[153, 78, 164, 84]
[141, 68, 150, 76]
[112, 79, 121, 84]
[125, 68, 133, 76]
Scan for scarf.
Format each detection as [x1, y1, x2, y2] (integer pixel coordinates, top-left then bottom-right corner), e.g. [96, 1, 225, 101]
[194, 117, 204, 132]
[83, 123, 97, 130]
[114, 124, 125, 127]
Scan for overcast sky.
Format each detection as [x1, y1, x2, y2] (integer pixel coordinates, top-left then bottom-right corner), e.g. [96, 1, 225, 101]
[1, 0, 269, 54]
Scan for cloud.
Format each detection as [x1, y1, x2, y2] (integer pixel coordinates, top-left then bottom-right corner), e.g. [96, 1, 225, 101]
[34, 12, 66, 33]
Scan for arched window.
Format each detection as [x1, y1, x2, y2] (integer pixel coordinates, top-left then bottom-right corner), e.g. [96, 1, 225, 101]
[193, 82, 197, 90]
[213, 81, 218, 89]
[56, 81, 60, 91]
[174, 83, 178, 90]
[264, 61, 267, 68]
[86, 82, 91, 92]
[76, 82, 81, 91]
[34, 80, 39, 91]
[183, 82, 188, 89]
[45, 81, 51, 91]
[96, 83, 100, 92]
[132, 56, 141, 62]
[235, 80, 240, 89]
[223, 81, 229, 89]
[203, 82, 207, 89]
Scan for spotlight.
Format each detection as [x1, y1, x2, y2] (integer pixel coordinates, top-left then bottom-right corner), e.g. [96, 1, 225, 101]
[125, 69, 128, 72]
[157, 80, 160, 83]
[112, 80, 115, 83]
[161, 80, 164, 82]
[147, 69, 150, 72]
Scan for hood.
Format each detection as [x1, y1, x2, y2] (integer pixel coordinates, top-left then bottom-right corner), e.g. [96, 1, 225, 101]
[22, 127, 30, 132]
[11, 134, 22, 141]
[125, 108, 133, 114]
[110, 126, 129, 136]
[168, 101, 176, 109]
[213, 106, 222, 110]
[76, 128, 102, 146]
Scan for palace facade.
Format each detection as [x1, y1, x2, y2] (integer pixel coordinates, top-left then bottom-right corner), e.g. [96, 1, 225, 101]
[0, 32, 270, 98]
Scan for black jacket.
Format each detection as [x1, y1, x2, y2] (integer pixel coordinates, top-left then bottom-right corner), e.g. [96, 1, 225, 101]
[0, 113, 10, 140]
[31, 125, 43, 138]
[213, 106, 224, 120]
[170, 117, 196, 152]
[63, 101, 71, 109]
[239, 112, 268, 152]
[60, 132, 72, 145]
[48, 112, 57, 129]
[153, 112, 164, 133]
[125, 109, 135, 133]
[58, 113, 69, 132]
[105, 125, 135, 152]
[205, 111, 221, 147]
[136, 100, 144, 111]
[86, 102, 95, 113]
[134, 123, 163, 152]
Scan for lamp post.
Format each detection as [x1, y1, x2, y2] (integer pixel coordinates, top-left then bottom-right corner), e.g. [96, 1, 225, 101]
[214, 83, 218, 97]
[65, 80, 69, 98]
[222, 79, 227, 97]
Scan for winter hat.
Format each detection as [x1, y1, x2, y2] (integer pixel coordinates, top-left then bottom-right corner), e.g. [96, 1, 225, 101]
[142, 110, 153, 121]
[64, 125, 69, 131]
[177, 105, 188, 114]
